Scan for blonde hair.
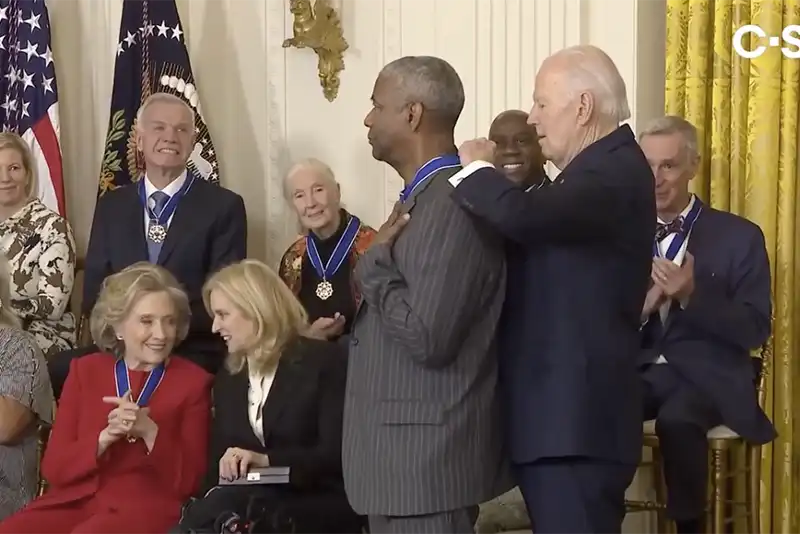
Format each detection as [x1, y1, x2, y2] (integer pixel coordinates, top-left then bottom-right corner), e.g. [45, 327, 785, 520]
[203, 259, 308, 376]
[90, 262, 191, 355]
[0, 254, 21, 328]
[0, 132, 37, 199]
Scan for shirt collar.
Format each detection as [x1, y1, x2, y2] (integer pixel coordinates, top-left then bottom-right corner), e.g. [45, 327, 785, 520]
[144, 169, 188, 199]
[657, 194, 695, 224]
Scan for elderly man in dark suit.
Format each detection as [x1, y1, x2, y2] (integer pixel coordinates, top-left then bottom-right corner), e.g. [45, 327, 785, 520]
[342, 56, 510, 534]
[637, 116, 776, 534]
[48, 92, 247, 396]
[449, 45, 656, 533]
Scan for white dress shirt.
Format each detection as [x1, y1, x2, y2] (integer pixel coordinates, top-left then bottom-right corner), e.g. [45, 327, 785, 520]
[247, 367, 277, 445]
[142, 170, 188, 234]
[448, 160, 494, 188]
[654, 195, 697, 363]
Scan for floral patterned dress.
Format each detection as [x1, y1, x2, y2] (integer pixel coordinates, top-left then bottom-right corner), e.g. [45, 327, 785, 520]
[0, 199, 77, 355]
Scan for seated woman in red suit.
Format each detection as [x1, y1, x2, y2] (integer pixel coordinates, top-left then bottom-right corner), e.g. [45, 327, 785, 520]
[0, 262, 213, 533]
[174, 259, 362, 533]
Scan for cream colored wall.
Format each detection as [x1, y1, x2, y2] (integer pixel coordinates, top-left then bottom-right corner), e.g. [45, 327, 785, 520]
[49, 0, 665, 264]
[50, 0, 666, 530]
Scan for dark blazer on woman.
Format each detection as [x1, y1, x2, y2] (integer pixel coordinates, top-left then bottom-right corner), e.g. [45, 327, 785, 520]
[195, 336, 361, 533]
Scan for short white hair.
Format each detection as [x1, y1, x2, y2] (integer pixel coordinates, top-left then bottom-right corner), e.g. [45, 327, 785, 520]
[638, 115, 700, 161]
[135, 92, 196, 129]
[282, 157, 338, 200]
[550, 45, 631, 124]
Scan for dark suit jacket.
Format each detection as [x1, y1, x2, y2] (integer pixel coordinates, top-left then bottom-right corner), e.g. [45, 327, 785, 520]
[343, 167, 511, 517]
[207, 337, 358, 530]
[451, 125, 655, 466]
[641, 207, 776, 444]
[83, 176, 247, 373]
[34, 353, 211, 524]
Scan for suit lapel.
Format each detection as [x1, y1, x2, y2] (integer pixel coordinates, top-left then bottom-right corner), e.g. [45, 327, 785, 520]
[260, 356, 299, 442]
[157, 178, 202, 265]
[121, 185, 148, 261]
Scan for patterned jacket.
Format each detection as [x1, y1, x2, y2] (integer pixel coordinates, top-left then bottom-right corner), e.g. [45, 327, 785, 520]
[278, 219, 376, 308]
[0, 326, 52, 520]
[0, 199, 77, 355]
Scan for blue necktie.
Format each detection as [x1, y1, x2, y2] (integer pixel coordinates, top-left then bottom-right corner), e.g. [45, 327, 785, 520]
[147, 191, 170, 263]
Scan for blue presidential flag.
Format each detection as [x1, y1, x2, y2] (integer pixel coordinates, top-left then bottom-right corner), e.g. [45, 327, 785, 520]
[98, 0, 219, 196]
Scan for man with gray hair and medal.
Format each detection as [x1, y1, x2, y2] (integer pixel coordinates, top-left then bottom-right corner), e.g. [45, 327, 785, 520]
[48, 92, 247, 396]
[450, 45, 655, 533]
[342, 56, 510, 534]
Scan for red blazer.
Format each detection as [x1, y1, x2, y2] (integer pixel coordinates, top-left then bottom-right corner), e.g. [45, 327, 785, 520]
[38, 352, 212, 514]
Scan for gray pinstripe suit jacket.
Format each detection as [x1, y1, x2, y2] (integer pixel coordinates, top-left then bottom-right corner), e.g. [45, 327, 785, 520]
[342, 167, 512, 517]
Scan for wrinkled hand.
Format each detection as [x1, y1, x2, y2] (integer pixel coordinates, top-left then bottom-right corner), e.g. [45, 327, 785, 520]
[219, 447, 268, 481]
[307, 313, 346, 340]
[652, 252, 695, 305]
[373, 201, 410, 247]
[103, 391, 156, 438]
[458, 138, 497, 166]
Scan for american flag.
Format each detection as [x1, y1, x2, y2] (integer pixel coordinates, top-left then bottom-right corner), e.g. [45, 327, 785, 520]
[0, 0, 63, 215]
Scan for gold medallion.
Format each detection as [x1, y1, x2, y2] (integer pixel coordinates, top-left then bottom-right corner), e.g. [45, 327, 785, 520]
[316, 280, 334, 300]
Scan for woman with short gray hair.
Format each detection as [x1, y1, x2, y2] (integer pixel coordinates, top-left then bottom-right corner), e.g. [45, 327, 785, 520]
[0, 262, 212, 533]
[0, 254, 53, 520]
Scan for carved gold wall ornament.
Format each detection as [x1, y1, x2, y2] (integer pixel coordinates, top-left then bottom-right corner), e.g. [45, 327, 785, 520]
[283, 0, 349, 102]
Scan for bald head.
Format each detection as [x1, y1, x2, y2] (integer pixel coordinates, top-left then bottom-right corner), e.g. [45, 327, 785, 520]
[528, 45, 629, 169]
[489, 110, 545, 187]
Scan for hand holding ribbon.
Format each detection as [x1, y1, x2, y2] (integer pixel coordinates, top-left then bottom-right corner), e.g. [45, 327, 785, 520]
[103, 391, 158, 442]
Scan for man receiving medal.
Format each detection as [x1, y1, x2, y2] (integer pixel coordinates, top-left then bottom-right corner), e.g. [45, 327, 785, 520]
[278, 158, 376, 342]
[341, 56, 511, 534]
[48, 92, 248, 398]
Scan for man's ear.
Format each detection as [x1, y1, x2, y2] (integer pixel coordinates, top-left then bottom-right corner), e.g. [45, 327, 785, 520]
[576, 91, 594, 127]
[408, 102, 424, 132]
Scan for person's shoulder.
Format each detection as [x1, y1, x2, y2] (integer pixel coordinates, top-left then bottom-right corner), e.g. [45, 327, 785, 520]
[168, 355, 214, 385]
[705, 207, 765, 242]
[193, 179, 244, 206]
[72, 351, 117, 374]
[281, 235, 306, 260]
[97, 183, 136, 206]
[291, 336, 346, 367]
[0, 326, 41, 359]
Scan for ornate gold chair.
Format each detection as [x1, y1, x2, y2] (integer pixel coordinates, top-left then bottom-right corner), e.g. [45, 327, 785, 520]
[625, 338, 770, 533]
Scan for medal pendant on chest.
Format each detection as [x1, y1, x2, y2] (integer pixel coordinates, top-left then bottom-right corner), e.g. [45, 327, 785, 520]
[306, 215, 361, 302]
[316, 280, 334, 300]
[147, 223, 167, 244]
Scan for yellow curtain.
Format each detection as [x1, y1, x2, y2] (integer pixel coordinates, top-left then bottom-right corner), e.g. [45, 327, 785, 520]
[665, 0, 800, 532]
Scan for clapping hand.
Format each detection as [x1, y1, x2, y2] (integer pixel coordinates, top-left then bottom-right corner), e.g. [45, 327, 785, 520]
[219, 447, 269, 481]
[652, 252, 696, 306]
[103, 391, 156, 439]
